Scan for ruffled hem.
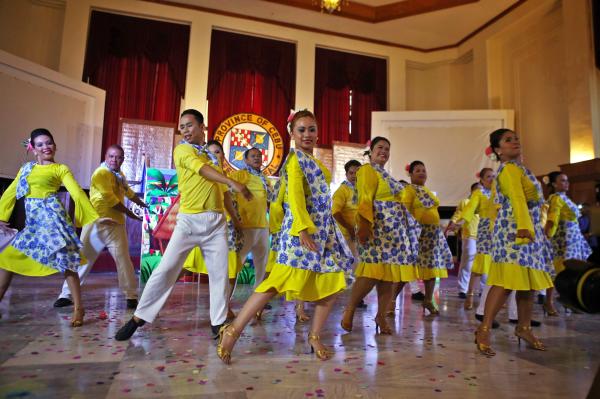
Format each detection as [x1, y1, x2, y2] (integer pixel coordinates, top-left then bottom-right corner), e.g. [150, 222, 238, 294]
[487, 262, 554, 290]
[184, 250, 242, 279]
[471, 253, 491, 275]
[0, 245, 82, 276]
[417, 267, 448, 280]
[354, 262, 417, 282]
[255, 263, 346, 301]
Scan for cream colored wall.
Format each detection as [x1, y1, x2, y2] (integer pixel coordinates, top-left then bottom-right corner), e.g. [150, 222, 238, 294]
[57, 0, 457, 129]
[1, 0, 596, 175]
[0, 0, 66, 70]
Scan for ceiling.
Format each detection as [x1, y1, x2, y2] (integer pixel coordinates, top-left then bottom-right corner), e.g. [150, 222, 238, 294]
[148, 0, 524, 51]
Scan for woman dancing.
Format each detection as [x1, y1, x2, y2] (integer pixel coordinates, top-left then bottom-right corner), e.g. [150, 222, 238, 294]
[0, 128, 111, 327]
[475, 128, 554, 356]
[215, 110, 354, 364]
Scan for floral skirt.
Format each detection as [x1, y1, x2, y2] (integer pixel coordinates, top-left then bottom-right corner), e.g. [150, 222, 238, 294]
[0, 196, 85, 276]
[255, 262, 346, 301]
[416, 224, 453, 279]
[551, 220, 592, 273]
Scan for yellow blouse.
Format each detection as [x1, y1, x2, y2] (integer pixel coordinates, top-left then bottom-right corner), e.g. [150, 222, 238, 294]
[402, 184, 440, 225]
[174, 144, 224, 214]
[493, 162, 539, 239]
[0, 163, 98, 227]
[356, 164, 400, 229]
[546, 193, 576, 237]
[286, 151, 330, 236]
[229, 169, 268, 229]
[89, 167, 136, 225]
[451, 198, 479, 239]
[332, 183, 357, 239]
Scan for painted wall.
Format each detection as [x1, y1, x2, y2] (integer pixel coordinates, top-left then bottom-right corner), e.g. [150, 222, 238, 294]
[0, 0, 598, 176]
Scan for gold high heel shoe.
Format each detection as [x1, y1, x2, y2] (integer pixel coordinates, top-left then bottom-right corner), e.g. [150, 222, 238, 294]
[70, 307, 85, 327]
[340, 308, 355, 332]
[464, 293, 475, 310]
[385, 309, 396, 318]
[422, 301, 440, 316]
[255, 309, 264, 321]
[374, 314, 393, 335]
[295, 303, 310, 323]
[514, 325, 546, 351]
[543, 303, 559, 317]
[308, 332, 332, 360]
[216, 324, 239, 364]
[474, 325, 495, 356]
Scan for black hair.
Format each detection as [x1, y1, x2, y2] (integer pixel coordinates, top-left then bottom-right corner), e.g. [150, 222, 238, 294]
[289, 110, 316, 132]
[471, 182, 480, 191]
[106, 144, 124, 155]
[205, 140, 223, 152]
[408, 160, 424, 174]
[489, 128, 514, 157]
[547, 171, 563, 194]
[364, 136, 390, 156]
[244, 147, 261, 159]
[344, 160, 361, 172]
[479, 167, 493, 180]
[30, 128, 55, 145]
[180, 109, 204, 125]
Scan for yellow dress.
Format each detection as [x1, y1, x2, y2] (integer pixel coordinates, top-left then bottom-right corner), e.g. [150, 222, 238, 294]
[265, 177, 286, 274]
[0, 163, 98, 276]
[487, 162, 553, 290]
[354, 164, 418, 282]
[183, 174, 242, 279]
[403, 184, 451, 280]
[255, 150, 352, 301]
[452, 187, 495, 275]
[546, 192, 592, 275]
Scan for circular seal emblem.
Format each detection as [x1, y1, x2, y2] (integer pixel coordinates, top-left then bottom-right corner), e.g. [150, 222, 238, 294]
[213, 113, 284, 176]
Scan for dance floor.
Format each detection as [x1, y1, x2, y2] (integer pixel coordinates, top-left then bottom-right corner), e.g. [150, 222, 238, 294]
[0, 273, 598, 398]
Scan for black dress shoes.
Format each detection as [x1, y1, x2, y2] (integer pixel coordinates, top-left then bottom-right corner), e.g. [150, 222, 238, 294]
[475, 313, 500, 329]
[53, 298, 73, 308]
[115, 317, 146, 341]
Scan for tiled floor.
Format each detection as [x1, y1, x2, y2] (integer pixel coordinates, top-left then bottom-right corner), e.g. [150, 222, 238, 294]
[0, 273, 598, 398]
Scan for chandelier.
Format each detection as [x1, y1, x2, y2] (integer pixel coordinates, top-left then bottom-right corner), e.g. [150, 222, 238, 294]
[320, 0, 346, 14]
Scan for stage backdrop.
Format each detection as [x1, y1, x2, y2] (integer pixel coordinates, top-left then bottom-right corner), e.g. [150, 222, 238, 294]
[372, 110, 514, 206]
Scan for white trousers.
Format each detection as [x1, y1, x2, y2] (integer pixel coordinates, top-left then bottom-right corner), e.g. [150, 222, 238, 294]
[457, 237, 476, 294]
[59, 222, 137, 300]
[409, 280, 422, 294]
[238, 228, 269, 288]
[134, 212, 229, 325]
[476, 284, 518, 320]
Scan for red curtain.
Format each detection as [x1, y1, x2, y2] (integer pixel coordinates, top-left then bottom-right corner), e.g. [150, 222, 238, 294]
[83, 11, 189, 155]
[207, 30, 295, 152]
[314, 48, 387, 146]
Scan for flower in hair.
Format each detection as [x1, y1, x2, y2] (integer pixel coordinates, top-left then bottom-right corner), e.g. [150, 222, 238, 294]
[542, 175, 550, 185]
[286, 109, 296, 134]
[405, 163, 410, 174]
[21, 138, 33, 152]
[475, 171, 481, 179]
[485, 146, 497, 161]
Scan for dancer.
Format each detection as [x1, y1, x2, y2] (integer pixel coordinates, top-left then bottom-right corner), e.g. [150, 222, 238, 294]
[0, 128, 112, 327]
[215, 109, 354, 364]
[543, 171, 592, 315]
[447, 170, 494, 309]
[341, 137, 419, 334]
[475, 128, 553, 356]
[403, 161, 453, 315]
[448, 182, 480, 301]
[332, 159, 360, 266]
[114, 109, 251, 340]
[54, 144, 146, 309]
[229, 148, 271, 290]
[183, 139, 244, 319]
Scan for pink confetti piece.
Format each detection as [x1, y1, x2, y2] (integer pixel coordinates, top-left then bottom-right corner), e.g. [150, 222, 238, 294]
[156, 366, 165, 372]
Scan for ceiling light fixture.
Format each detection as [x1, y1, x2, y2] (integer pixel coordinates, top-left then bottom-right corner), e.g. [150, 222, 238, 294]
[320, 0, 345, 14]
